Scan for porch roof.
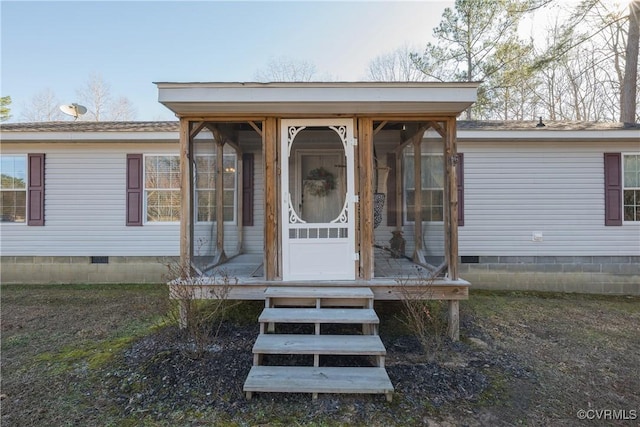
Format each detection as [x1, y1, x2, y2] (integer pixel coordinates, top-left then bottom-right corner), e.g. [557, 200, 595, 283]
[154, 82, 479, 117]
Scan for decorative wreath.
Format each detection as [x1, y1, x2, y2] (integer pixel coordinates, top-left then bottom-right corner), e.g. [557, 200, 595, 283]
[304, 167, 336, 197]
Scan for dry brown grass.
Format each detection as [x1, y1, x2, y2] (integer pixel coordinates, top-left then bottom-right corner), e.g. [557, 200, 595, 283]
[1, 284, 638, 426]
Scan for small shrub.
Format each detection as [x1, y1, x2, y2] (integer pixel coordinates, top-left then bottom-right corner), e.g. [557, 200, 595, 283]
[164, 259, 239, 359]
[397, 275, 448, 359]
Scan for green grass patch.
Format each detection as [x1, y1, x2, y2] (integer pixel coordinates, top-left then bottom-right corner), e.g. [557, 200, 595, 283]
[31, 311, 166, 374]
[0, 283, 166, 292]
[36, 330, 145, 372]
[2, 333, 33, 351]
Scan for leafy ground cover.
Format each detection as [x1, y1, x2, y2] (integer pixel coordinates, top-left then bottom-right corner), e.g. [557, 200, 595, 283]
[1, 284, 638, 426]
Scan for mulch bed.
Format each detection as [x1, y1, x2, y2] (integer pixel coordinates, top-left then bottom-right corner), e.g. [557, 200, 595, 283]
[104, 317, 536, 425]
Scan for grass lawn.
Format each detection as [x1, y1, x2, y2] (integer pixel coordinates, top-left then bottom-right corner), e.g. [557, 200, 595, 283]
[1, 284, 638, 426]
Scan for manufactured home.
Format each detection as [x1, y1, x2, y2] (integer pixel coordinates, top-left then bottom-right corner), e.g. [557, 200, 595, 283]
[1, 82, 638, 399]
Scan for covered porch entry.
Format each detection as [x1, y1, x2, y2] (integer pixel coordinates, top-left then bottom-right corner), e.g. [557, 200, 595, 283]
[156, 82, 478, 293]
[157, 82, 477, 400]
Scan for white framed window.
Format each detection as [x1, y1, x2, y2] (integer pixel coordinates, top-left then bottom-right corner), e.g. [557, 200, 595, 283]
[0, 155, 27, 223]
[195, 154, 237, 223]
[623, 153, 640, 222]
[142, 154, 238, 224]
[144, 155, 181, 223]
[403, 153, 444, 222]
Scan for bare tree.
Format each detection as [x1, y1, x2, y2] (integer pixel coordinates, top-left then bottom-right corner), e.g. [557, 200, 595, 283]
[75, 73, 136, 121]
[532, 0, 637, 123]
[366, 44, 428, 82]
[109, 96, 137, 121]
[253, 56, 318, 82]
[76, 73, 111, 121]
[20, 89, 66, 122]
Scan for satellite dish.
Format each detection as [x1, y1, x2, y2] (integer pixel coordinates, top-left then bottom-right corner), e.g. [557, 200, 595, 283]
[59, 103, 87, 120]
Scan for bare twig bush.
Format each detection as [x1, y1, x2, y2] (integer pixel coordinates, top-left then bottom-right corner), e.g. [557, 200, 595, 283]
[397, 274, 448, 360]
[164, 259, 239, 359]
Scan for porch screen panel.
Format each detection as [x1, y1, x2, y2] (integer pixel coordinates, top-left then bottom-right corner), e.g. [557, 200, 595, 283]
[403, 137, 446, 269]
[191, 135, 240, 268]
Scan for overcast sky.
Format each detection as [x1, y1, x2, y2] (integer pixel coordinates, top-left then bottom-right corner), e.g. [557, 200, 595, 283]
[1, 1, 453, 121]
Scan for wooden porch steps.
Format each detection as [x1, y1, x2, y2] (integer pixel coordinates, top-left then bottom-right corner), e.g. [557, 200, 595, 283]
[264, 286, 374, 308]
[259, 308, 379, 325]
[244, 366, 392, 396]
[252, 334, 386, 355]
[243, 286, 394, 401]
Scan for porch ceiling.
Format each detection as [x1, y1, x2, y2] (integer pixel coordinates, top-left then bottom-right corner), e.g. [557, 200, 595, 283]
[155, 82, 479, 117]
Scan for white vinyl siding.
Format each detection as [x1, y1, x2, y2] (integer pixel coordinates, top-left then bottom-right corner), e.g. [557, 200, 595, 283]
[0, 141, 264, 256]
[0, 141, 266, 257]
[458, 140, 640, 256]
[244, 150, 265, 254]
[1, 143, 180, 256]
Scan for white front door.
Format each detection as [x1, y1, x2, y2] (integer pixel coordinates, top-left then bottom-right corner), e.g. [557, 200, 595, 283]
[281, 119, 356, 281]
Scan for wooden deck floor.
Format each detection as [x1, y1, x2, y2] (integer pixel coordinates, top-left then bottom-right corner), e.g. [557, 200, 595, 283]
[196, 250, 442, 280]
[183, 252, 468, 302]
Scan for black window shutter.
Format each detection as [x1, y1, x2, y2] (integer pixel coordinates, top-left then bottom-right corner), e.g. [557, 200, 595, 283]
[457, 153, 464, 227]
[126, 154, 143, 226]
[27, 153, 45, 226]
[242, 153, 254, 226]
[604, 153, 622, 226]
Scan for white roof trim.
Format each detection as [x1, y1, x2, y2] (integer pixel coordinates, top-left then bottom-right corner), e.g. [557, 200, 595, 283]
[457, 129, 640, 140]
[155, 82, 479, 116]
[1, 132, 178, 142]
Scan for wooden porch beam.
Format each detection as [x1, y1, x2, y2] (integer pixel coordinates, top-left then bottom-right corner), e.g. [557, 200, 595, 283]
[400, 123, 428, 145]
[248, 121, 263, 138]
[205, 124, 237, 266]
[179, 119, 193, 277]
[358, 117, 374, 280]
[236, 149, 244, 255]
[395, 124, 429, 154]
[225, 139, 241, 154]
[412, 137, 426, 265]
[190, 121, 207, 139]
[206, 123, 239, 146]
[444, 117, 459, 281]
[426, 121, 446, 139]
[448, 300, 460, 341]
[372, 120, 387, 136]
[263, 117, 278, 280]
[213, 139, 227, 265]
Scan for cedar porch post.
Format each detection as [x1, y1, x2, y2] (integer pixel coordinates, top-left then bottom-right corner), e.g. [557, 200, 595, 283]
[178, 119, 192, 329]
[263, 117, 278, 280]
[358, 117, 374, 280]
[444, 117, 460, 341]
[413, 137, 424, 264]
[179, 118, 192, 275]
[236, 150, 243, 254]
[214, 138, 227, 263]
[444, 117, 459, 281]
